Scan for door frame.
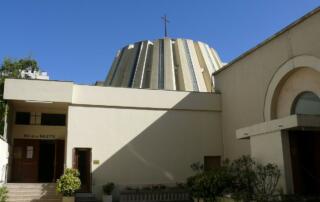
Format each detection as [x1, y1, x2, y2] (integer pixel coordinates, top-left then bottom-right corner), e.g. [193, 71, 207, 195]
[73, 148, 92, 193]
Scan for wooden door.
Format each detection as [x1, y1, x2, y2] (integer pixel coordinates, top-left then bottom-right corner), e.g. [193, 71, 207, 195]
[73, 148, 91, 192]
[54, 140, 65, 181]
[290, 131, 320, 194]
[12, 139, 39, 182]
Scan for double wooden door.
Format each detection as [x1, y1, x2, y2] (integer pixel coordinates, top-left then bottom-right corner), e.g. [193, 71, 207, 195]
[12, 139, 65, 182]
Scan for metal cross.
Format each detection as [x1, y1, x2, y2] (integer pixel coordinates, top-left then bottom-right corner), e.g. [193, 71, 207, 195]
[161, 15, 170, 37]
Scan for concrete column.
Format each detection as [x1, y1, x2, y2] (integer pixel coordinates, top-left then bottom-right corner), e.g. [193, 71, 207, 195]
[176, 39, 194, 91]
[150, 40, 160, 89]
[186, 40, 207, 92]
[163, 38, 175, 90]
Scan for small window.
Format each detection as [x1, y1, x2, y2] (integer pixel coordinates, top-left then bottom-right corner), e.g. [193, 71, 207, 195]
[41, 113, 66, 126]
[204, 156, 221, 171]
[26, 146, 34, 159]
[15, 112, 31, 125]
[291, 92, 320, 115]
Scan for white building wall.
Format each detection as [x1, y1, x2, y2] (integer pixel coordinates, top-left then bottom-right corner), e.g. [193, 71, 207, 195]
[0, 138, 8, 184]
[66, 105, 222, 197]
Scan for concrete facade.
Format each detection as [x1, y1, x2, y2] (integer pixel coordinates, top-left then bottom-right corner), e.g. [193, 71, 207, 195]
[105, 38, 223, 92]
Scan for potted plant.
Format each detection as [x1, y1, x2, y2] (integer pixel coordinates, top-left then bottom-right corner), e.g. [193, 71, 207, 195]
[0, 186, 8, 202]
[56, 168, 81, 202]
[102, 182, 115, 202]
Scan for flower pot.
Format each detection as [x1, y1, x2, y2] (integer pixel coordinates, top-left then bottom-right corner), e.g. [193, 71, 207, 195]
[62, 196, 75, 202]
[102, 194, 112, 202]
[217, 197, 236, 202]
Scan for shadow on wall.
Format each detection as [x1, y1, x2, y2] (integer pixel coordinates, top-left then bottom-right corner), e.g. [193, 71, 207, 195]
[90, 93, 221, 198]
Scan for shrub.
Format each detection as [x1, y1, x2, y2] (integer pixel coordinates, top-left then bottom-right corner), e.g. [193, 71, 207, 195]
[187, 166, 233, 202]
[0, 186, 8, 202]
[102, 182, 115, 195]
[187, 156, 281, 202]
[56, 168, 81, 196]
[229, 156, 281, 202]
[229, 155, 257, 201]
[254, 163, 281, 201]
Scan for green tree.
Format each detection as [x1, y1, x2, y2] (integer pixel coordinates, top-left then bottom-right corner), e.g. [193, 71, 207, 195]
[0, 58, 40, 136]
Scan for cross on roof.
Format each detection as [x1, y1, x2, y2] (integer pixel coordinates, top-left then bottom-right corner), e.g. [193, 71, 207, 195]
[161, 15, 170, 37]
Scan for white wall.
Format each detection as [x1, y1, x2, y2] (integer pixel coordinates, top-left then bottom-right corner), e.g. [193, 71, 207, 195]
[0, 138, 8, 184]
[4, 79, 73, 103]
[66, 104, 222, 197]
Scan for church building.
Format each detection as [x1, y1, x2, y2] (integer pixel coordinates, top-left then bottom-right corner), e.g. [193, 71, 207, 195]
[1, 6, 320, 200]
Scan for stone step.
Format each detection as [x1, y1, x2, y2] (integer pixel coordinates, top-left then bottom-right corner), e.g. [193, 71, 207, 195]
[8, 195, 61, 200]
[6, 183, 57, 188]
[8, 193, 59, 197]
[7, 199, 61, 202]
[6, 183, 62, 202]
[8, 190, 58, 195]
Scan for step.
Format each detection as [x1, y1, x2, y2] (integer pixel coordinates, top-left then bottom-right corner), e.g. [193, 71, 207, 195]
[8, 189, 58, 194]
[7, 199, 61, 202]
[6, 183, 57, 188]
[6, 183, 62, 202]
[8, 195, 61, 200]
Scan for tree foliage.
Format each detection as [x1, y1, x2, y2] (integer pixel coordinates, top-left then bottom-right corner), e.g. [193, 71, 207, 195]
[0, 58, 40, 136]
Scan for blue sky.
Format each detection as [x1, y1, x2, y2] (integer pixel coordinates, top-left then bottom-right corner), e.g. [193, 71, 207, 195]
[0, 1, 319, 84]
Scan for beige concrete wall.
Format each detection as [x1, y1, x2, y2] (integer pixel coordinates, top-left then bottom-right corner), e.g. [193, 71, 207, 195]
[72, 85, 220, 111]
[214, 10, 320, 160]
[250, 131, 290, 193]
[4, 79, 220, 112]
[66, 103, 222, 197]
[4, 79, 73, 103]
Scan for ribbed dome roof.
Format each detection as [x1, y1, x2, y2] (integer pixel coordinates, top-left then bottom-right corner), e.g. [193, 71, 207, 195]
[104, 38, 223, 92]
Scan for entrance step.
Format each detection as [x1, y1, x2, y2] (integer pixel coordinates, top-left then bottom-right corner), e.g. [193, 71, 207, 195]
[76, 193, 99, 202]
[6, 183, 62, 202]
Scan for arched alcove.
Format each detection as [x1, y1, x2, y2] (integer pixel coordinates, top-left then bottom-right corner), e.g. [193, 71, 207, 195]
[264, 55, 320, 120]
